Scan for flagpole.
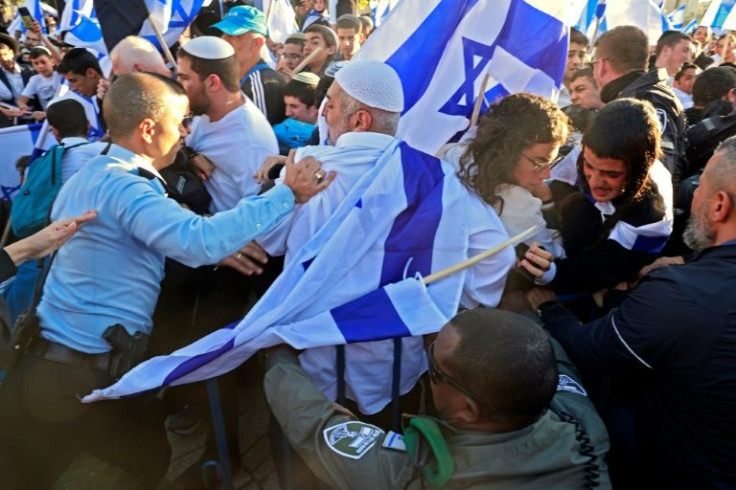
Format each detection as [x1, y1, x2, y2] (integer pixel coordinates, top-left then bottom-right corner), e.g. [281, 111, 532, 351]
[146, 14, 178, 72]
[470, 73, 490, 127]
[293, 46, 323, 72]
[422, 224, 542, 285]
[589, 0, 607, 49]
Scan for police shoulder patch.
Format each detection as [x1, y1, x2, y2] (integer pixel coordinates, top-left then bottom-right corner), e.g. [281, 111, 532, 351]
[557, 374, 587, 396]
[323, 421, 384, 460]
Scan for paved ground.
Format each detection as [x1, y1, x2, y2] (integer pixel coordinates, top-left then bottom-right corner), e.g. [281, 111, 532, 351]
[53, 359, 281, 490]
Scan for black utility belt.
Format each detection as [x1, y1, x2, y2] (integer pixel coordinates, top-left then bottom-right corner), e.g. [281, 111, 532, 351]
[31, 337, 111, 371]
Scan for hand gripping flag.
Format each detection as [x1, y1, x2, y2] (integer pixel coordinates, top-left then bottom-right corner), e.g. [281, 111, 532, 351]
[84, 140, 471, 402]
[353, 0, 569, 156]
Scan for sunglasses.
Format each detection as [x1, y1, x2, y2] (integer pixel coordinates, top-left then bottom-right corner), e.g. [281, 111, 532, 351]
[427, 341, 499, 413]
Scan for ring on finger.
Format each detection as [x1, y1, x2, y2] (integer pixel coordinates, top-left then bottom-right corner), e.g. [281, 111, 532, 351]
[314, 169, 326, 184]
[236, 252, 242, 260]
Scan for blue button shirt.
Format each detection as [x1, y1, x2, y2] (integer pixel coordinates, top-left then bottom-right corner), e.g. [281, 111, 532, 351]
[38, 144, 295, 353]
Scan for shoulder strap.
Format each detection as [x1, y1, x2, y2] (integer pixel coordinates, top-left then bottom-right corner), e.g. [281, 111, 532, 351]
[403, 417, 454, 488]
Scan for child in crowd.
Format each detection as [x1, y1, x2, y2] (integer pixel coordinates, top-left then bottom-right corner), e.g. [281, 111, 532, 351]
[17, 46, 63, 121]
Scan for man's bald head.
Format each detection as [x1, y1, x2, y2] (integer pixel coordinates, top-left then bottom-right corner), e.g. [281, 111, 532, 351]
[103, 72, 187, 140]
[110, 36, 169, 76]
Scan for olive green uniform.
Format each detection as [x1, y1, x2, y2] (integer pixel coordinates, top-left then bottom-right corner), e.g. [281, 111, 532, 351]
[264, 339, 611, 489]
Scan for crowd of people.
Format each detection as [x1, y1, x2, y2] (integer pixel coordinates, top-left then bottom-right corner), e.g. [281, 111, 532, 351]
[0, 0, 734, 489]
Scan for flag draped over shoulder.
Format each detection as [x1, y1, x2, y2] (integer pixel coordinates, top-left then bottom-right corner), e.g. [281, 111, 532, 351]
[84, 141, 470, 402]
[353, 0, 569, 156]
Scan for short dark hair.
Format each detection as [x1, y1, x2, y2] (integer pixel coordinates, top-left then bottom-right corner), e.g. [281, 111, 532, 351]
[594, 25, 649, 74]
[57, 48, 102, 76]
[336, 14, 361, 34]
[571, 65, 597, 86]
[570, 27, 589, 47]
[655, 30, 692, 58]
[304, 24, 337, 48]
[284, 78, 318, 107]
[103, 72, 186, 140]
[674, 62, 697, 82]
[581, 98, 661, 201]
[29, 46, 52, 60]
[46, 99, 87, 138]
[692, 66, 736, 107]
[177, 46, 240, 93]
[444, 309, 558, 429]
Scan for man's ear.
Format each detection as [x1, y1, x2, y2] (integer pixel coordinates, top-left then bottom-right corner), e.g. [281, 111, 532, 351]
[139, 118, 156, 144]
[49, 126, 60, 140]
[85, 67, 97, 79]
[205, 73, 221, 92]
[352, 109, 372, 133]
[711, 190, 732, 223]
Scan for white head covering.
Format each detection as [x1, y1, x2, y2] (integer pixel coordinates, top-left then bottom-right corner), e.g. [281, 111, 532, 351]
[334, 60, 404, 113]
[181, 36, 235, 59]
[292, 72, 321, 87]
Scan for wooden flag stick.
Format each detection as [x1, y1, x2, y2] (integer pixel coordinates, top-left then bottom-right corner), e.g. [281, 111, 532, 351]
[470, 73, 490, 127]
[294, 46, 324, 73]
[148, 14, 178, 72]
[423, 224, 542, 285]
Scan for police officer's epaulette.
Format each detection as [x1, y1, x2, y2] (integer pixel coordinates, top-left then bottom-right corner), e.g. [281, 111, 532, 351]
[136, 167, 169, 196]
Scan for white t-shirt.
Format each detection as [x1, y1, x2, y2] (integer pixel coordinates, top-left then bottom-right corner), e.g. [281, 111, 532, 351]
[186, 99, 278, 213]
[21, 72, 63, 109]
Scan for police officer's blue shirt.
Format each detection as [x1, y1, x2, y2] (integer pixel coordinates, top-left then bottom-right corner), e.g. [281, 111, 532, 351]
[38, 144, 295, 353]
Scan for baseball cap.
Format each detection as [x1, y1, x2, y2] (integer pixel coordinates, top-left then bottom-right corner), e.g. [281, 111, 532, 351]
[212, 6, 269, 38]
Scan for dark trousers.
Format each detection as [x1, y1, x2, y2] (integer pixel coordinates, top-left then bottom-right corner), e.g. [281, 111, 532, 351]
[0, 347, 170, 489]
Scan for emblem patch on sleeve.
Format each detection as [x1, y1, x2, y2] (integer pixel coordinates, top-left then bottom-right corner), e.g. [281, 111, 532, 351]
[323, 421, 384, 460]
[557, 374, 588, 396]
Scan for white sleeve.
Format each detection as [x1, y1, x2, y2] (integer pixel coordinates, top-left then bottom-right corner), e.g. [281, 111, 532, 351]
[20, 75, 39, 99]
[460, 195, 515, 309]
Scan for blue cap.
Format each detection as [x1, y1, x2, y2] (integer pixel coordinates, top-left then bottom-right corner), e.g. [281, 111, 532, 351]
[212, 6, 269, 37]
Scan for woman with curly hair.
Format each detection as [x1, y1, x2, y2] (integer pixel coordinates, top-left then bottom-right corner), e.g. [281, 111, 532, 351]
[446, 93, 569, 259]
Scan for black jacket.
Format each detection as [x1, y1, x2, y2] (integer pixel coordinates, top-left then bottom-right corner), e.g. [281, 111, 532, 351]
[541, 243, 736, 489]
[602, 69, 688, 183]
[241, 62, 286, 126]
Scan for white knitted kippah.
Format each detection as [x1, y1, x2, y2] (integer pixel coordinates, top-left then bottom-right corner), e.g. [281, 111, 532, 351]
[334, 60, 403, 112]
[292, 72, 320, 87]
[181, 36, 234, 60]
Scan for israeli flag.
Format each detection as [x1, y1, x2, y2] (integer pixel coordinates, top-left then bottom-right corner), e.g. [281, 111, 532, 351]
[84, 140, 471, 402]
[0, 123, 57, 201]
[702, 0, 736, 29]
[353, 0, 569, 156]
[370, 0, 399, 28]
[141, 0, 205, 50]
[682, 18, 697, 34]
[667, 5, 685, 30]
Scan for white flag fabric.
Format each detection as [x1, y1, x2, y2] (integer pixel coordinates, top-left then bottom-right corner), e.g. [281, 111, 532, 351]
[702, 0, 736, 29]
[262, 0, 298, 44]
[667, 5, 685, 30]
[353, 0, 569, 156]
[84, 140, 471, 402]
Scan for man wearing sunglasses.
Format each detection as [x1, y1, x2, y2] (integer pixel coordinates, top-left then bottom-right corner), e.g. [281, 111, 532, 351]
[263, 308, 611, 489]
